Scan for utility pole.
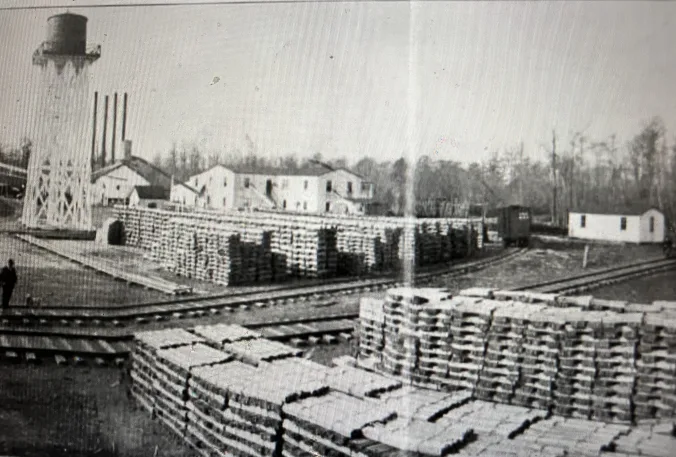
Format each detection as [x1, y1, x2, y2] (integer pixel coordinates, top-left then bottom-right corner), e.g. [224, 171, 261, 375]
[551, 130, 557, 225]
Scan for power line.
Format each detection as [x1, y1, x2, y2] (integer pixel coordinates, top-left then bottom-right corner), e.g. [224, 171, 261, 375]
[0, 0, 410, 12]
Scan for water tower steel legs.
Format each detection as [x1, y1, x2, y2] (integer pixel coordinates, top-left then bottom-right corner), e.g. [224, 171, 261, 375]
[22, 37, 100, 231]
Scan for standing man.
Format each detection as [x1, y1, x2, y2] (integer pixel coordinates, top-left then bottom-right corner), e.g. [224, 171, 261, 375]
[0, 259, 17, 310]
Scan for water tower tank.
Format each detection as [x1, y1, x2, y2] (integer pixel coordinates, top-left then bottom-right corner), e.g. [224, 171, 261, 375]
[44, 13, 88, 55]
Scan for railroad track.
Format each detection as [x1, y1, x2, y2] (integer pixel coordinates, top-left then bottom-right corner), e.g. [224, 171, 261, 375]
[1, 247, 526, 327]
[512, 256, 676, 294]
[2, 252, 672, 366]
[0, 249, 527, 365]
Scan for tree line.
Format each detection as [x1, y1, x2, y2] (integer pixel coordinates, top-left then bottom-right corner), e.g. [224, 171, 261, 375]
[3, 117, 672, 226]
[149, 117, 676, 225]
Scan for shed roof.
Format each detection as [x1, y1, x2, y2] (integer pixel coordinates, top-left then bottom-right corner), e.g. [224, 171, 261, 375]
[131, 185, 170, 200]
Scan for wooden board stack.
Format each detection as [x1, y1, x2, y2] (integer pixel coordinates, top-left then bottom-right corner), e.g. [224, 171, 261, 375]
[115, 207, 481, 285]
[153, 344, 233, 439]
[129, 328, 206, 416]
[357, 289, 676, 423]
[635, 313, 676, 419]
[358, 297, 386, 360]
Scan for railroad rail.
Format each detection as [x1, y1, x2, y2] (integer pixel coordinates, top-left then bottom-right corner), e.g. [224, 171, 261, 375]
[1, 247, 526, 325]
[1, 253, 673, 366]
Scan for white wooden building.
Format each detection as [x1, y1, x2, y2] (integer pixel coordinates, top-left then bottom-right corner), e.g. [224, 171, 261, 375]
[174, 162, 375, 214]
[91, 156, 172, 206]
[128, 186, 170, 208]
[568, 207, 665, 244]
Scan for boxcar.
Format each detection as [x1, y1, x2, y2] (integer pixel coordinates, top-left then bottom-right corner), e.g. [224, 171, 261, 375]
[497, 205, 531, 247]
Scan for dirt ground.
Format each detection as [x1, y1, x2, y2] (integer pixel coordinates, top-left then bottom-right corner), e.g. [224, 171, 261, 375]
[0, 364, 193, 457]
[592, 270, 676, 302]
[429, 237, 666, 291]
[0, 234, 166, 307]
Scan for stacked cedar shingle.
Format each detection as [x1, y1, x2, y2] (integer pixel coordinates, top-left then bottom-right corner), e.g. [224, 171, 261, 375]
[357, 288, 676, 423]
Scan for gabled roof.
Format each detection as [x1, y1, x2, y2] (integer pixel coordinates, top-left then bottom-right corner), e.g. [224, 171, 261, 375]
[571, 204, 662, 216]
[92, 156, 172, 189]
[131, 185, 170, 200]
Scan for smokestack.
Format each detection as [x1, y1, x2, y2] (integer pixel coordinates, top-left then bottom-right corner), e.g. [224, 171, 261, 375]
[111, 92, 118, 163]
[101, 95, 108, 167]
[91, 91, 98, 168]
[124, 140, 132, 159]
[122, 92, 128, 141]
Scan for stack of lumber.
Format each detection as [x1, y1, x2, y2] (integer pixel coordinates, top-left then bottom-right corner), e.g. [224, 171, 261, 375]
[380, 288, 419, 379]
[635, 313, 676, 419]
[434, 400, 547, 455]
[129, 328, 206, 416]
[415, 300, 454, 387]
[116, 207, 483, 285]
[475, 304, 531, 404]
[510, 308, 561, 411]
[505, 416, 630, 456]
[589, 312, 641, 423]
[612, 420, 676, 457]
[152, 344, 233, 439]
[553, 309, 599, 419]
[188, 358, 330, 457]
[446, 299, 497, 392]
[192, 323, 262, 349]
[357, 289, 676, 422]
[376, 386, 472, 421]
[282, 391, 397, 457]
[357, 297, 386, 360]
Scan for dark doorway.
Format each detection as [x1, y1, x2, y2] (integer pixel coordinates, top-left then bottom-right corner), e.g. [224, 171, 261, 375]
[266, 179, 272, 196]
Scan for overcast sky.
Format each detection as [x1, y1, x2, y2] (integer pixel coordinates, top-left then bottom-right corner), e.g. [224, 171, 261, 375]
[0, 0, 675, 165]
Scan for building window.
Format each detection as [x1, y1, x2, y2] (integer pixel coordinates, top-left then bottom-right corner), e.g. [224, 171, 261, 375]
[304, 180, 308, 190]
[244, 178, 250, 188]
[650, 216, 655, 233]
[580, 215, 586, 228]
[116, 185, 120, 191]
[325, 202, 331, 212]
[207, 196, 211, 206]
[303, 201, 307, 210]
[194, 178, 198, 186]
[223, 197, 227, 207]
[347, 182, 353, 194]
[282, 179, 289, 189]
[326, 180, 332, 193]
[283, 200, 287, 209]
[361, 182, 370, 192]
[224, 178, 227, 187]
[620, 217, 627, 231]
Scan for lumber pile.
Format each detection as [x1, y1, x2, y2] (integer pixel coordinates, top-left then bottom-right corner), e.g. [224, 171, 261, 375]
[357, 289, 676, 422]
[115, 207, 482, 286]
[129, 328, 206, 415]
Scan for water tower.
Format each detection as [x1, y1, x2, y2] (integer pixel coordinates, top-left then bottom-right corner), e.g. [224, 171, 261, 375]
[22, 13, 101, 231]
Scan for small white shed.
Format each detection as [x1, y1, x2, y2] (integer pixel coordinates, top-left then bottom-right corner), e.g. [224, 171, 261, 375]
[128, 186, 170, 209]
[568, 207, 665, 244]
